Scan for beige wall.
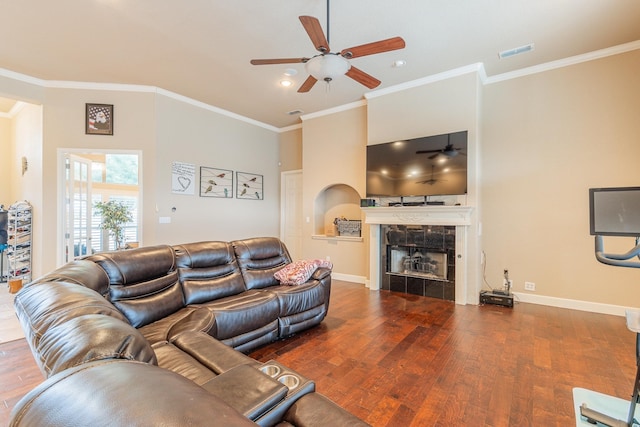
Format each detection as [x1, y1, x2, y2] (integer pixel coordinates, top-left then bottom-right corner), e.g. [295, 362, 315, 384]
[301, 106, 368, 279]
[153, 94, 281, 244]
[279, 127, 302, 172]
[0, 73, 282, 276]
[482, 50, 640, 306]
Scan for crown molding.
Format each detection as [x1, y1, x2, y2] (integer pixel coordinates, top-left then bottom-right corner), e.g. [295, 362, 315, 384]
[365, 63, 486, 100]
[485, 39, 640, 85]
[299, 100, 366, 122]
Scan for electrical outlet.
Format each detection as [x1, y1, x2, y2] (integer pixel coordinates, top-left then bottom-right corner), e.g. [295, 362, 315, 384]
[524, 281, 536, 291]
[326, 256, 331, 261]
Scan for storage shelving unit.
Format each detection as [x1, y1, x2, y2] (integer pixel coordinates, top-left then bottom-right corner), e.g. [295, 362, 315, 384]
[7, 201, 32, 284]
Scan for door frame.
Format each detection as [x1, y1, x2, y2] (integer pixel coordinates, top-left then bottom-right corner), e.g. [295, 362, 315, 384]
[57, 148, 143, 267]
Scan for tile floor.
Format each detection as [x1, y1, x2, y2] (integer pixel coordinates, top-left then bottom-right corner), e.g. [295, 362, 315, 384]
[0, 285, 24, 343]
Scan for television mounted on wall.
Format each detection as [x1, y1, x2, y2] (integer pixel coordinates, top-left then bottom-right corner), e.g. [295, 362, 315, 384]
[589, 186, 640, 237]
[366, 131, 468, 198]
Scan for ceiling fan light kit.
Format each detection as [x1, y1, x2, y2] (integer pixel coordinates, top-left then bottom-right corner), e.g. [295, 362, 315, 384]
[305, 54, 351, 82]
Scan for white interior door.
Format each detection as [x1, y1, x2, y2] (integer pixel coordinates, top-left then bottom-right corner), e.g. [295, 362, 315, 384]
[64, 154, 92, 263]
[280, 170, 303, 261]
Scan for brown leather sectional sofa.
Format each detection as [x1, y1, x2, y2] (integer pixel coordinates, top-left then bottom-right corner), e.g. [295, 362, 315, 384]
[10, 237, 369, 426]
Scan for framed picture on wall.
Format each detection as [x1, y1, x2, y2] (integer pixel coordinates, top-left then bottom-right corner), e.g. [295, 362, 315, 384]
[236, 172, 263, 200]
[85, 103, 114, 135]
[200, 167, 233, 198]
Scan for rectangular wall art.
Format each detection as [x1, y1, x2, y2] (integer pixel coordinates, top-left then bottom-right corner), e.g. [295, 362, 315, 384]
[236, 172, 263, 200]
[86, 103, 114, 135]
[200, 167, 233, 198]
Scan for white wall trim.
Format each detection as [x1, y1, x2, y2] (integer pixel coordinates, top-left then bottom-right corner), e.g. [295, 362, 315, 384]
[365, 63, 486, 100]
[0, 67, 280, 133]
[300, 100, 366, 122]
[485, 40, 640, 85]
[512, 292, 631, 317]
[333, 272, 367, 285]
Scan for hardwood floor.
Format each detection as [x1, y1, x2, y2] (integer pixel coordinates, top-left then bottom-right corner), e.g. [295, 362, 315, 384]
[0, 280, 636, 426]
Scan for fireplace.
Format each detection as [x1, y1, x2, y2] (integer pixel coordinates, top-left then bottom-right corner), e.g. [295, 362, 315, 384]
[362, 205, 474, 305]
[382, 225, 455, 300]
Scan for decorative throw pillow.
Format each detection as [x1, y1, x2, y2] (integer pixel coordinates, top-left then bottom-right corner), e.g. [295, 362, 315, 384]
[274, 259, 333, 286]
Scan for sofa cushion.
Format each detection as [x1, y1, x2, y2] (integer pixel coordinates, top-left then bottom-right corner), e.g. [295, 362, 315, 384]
[86, 245, 185, 328]
[233, 237, 292, 290]
[37, 314, 157, 377]
[200, 290, 280, 341]
[175, 241, 247, 304]
[151, 341, 218, 385]
[137, 307, 214, 345]
[110, 271, 184, 328]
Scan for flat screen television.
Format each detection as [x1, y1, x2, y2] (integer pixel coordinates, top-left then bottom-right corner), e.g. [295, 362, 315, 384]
[589, 186, 640, 236]
[366, 131, 467, 198]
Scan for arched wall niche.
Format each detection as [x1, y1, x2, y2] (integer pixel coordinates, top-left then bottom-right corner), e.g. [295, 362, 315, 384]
[313, 183, 362, 236]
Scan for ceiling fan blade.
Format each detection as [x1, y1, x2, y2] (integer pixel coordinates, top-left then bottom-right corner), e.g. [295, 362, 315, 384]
[345, 66, 381, 89]
[416, 149, 441, 154]
[299, 16, 330, 53]
[298, 75, 318, 93]
[340, 36, 405, 59]
[250, 58, 308, 65]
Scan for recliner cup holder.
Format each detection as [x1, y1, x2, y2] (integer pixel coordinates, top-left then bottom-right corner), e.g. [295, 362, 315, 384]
[260, 364, 281, 377]
[277, 374, 300, 390]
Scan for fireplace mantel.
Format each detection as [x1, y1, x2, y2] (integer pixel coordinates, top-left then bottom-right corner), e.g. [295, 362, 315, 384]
[362, 205, 475, 305]
[362, 206, 473, 226]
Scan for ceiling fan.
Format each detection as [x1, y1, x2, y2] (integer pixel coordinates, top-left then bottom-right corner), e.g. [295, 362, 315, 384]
[416, 165, 447, 185]
[416, 135, 466, 159]
[250, 0, 406, 93]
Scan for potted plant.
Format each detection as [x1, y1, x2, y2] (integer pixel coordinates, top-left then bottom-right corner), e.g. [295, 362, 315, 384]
[94, 200, 133, 250]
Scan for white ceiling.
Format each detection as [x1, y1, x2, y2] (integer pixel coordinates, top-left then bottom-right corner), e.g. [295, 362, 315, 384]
[1, 1, 639, 128]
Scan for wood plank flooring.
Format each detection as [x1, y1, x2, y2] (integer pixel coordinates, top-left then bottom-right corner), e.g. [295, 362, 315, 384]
[0, 280, 636, 426]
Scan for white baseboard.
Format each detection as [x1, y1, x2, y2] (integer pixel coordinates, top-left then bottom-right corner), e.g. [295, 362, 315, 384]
[331, 275, 630, 317]
[332, 273, 367, 285]
[512, 292, 630, 317]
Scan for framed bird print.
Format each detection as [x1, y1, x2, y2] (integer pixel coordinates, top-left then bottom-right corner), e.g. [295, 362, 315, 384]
[200, 167, 233, 198]
[236, 172, 263, 200]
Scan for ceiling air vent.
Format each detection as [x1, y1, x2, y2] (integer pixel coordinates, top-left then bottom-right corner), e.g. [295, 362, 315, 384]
[287, 109, 304, 116]
[498, 43, 535, 59]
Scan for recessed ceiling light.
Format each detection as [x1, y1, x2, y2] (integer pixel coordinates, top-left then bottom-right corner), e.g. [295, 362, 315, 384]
[498, 43, 535, 59]
[280, 79, 293, 87]
[284, 68, 298, 76]
[392, 60, 406, 68]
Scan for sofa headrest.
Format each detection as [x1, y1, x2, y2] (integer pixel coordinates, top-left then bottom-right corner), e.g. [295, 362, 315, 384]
[30, 260, 111, 297]
[86, 245, 176, 286]
[232, 237, 290, 262]
[174, 241, 236, 269]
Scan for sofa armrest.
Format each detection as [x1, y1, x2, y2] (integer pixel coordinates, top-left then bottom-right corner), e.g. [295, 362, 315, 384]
[279, 392, 371, 427]
[310, 267, 331, 281]
[171, 330, 258, 374]
[10, 360, 256, 427]
[201, 364, 288, 421]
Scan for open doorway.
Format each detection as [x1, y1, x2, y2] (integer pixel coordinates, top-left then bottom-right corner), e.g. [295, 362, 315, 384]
[60, 150, 141, 263]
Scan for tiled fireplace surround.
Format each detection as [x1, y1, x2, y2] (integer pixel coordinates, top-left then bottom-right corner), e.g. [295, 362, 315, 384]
[363, 206, 474, 304]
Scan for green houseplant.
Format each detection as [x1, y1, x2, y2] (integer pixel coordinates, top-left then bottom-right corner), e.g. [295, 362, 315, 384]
[94, 200, 133, 250]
